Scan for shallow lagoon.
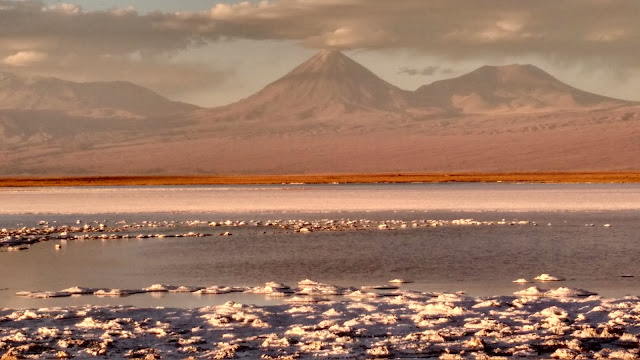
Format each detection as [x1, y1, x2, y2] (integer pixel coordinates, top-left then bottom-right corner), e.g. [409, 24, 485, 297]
[2, 183, 640, 308]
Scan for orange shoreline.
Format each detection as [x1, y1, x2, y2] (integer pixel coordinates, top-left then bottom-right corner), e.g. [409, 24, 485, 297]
[1, 172, 640, 187]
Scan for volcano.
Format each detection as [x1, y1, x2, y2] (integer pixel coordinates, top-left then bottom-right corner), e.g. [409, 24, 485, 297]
[414, 64, 628, 113]
[235, 50, 411, 113]
[195, 50, 414, 128]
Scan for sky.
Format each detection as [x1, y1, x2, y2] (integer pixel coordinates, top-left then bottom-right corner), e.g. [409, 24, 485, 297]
[1, 0, 639, 107]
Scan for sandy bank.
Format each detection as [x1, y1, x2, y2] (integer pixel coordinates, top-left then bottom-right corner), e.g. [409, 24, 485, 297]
[2, 172, 640, 187]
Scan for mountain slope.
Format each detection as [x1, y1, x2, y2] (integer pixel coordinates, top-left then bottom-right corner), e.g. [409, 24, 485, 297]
[0, 72, 199, 118]
[250, 50, 411, 112]
[414, 64, 630, 113]
[196, 50, 413, 127]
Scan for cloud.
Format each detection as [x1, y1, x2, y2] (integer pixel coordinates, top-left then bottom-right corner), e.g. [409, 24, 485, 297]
[4, 53, 228, 99]
[3, 51, 47, 66]
[398, 66, 455, 77]
[44, 3, 81, 14]
[186, 0, 640, 65]
[2, 0, 639, 60]
[1, 0, 640, 102]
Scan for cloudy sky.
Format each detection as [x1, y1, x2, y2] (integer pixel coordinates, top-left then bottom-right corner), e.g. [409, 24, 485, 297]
[2, 0, 639, 106]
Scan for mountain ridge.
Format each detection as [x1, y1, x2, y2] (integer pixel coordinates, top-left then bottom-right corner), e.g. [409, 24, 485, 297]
[1, 50, 639, 176]
[0, 72, 199, 118]
[414, 63, 629, 113]
[193, 51, 635, 128]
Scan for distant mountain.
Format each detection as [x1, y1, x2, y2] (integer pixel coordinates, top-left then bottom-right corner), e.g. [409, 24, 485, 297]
[196, 50, 414, 128]
[240, 50, 411, 112]
[414, 64, 630, 113]
[0, 72, 198, 118]
[1, 51, 639, 176]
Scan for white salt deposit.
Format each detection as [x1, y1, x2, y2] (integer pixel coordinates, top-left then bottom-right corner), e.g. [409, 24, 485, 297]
[514, 286, 547, 296]
[0, 185, 637, 359]
[0, 216, 549, 252]
[93, 289, 144, 297]
[195, 286, 246, 295]
[298, 279, 320, 286]
[534, 273, 565, 281]
[61, 287, 98, 295]
[4, 285, 638, 359]
[168, 285, 203, 293]
[513, 278, 531, 283]
[344, 290, 379, 298]
[389, 278, 413, 284]
[142, 284, 176, 292]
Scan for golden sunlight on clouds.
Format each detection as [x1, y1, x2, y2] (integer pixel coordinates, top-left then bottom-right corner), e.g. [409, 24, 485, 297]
[3, 51, 48, 66]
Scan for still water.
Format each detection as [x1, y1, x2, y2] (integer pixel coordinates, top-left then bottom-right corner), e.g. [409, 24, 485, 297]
[1, 183, 640, 308]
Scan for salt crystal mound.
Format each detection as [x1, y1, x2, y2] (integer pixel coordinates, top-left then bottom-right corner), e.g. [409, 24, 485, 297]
[297, 283, 350, 296]
[514, 286, 598, 298]
[142, 284, 177, 292]
[546, 287, 598, 297]
[514, 286, 547, 296]
[389, 278, 413, 284]
[168, 285, 203, 293]
[194, 286, 247, 295]
[94, 289, 144, 297]
[534, 273, 565, 281]
[297, 279, 320, 286]
[61, 286, 99, 295]
[344, 290, 379, 298]
[512, 278, 531, 283]
[15, 291, 72, 299]
[245, 282, 295, 297]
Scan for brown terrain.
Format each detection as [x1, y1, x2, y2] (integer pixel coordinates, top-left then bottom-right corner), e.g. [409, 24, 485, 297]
[2, 172, 640, 187]
[0, 50, 638, 177]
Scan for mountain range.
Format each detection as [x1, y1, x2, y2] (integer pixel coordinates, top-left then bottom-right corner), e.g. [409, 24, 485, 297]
[0, 50, 638, 175]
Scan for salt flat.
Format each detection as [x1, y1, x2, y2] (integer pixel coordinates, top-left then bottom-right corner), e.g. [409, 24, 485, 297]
[2, 183, 640, 214]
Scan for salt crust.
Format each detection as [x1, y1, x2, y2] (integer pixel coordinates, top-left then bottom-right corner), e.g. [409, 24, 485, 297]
[389, 278, 413, 284]
[2, 292, 639, 359]
[534, 273, 566, 282]
[513, 278, 531, 283]
[514, 286, 597, 298]
[16, 280, 599, 302]
[1, 216, 538, 252]
[5, 281, 635, 359]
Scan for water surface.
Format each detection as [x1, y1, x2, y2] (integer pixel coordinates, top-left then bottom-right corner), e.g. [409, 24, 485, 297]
[2, 183, 640, 308]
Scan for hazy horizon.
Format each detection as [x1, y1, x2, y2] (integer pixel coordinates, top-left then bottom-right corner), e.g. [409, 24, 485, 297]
[1, 0, 639, 107]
